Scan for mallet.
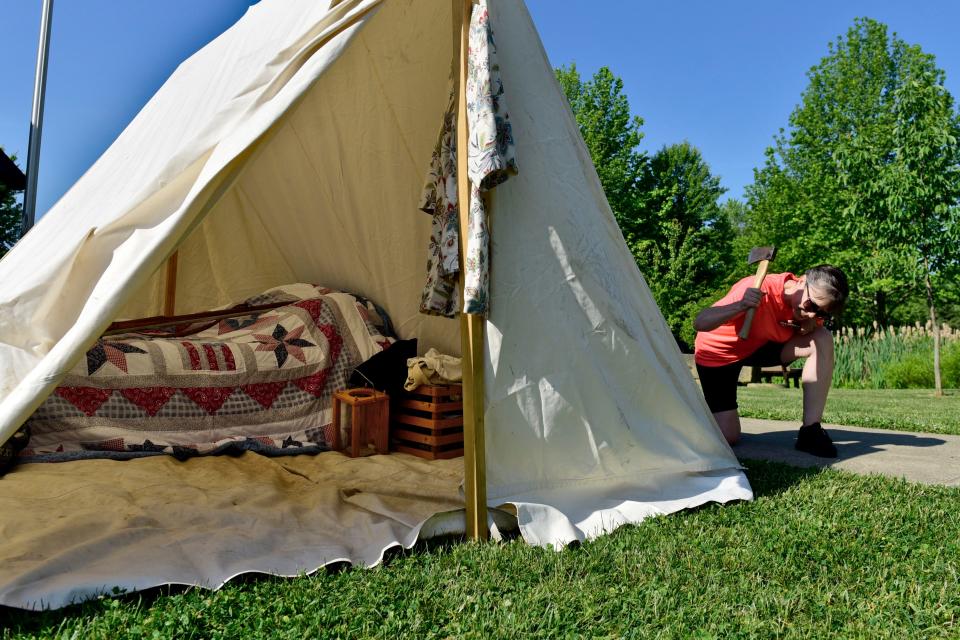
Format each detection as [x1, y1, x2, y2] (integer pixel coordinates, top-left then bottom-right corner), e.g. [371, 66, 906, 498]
[738, 246, 777, 340]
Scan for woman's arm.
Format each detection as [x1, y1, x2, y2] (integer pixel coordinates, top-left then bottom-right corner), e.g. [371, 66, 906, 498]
[693, 288, 764, 333]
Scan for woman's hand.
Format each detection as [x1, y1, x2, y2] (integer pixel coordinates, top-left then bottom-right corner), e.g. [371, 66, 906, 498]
[693, 288, 767, 333]
[779, 318, 818, 335]
[738, 287, 765, 310]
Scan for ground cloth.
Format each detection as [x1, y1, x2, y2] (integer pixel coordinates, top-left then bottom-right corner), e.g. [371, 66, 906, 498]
[0, 452, 463, 610]
[0, 451, 750, 610]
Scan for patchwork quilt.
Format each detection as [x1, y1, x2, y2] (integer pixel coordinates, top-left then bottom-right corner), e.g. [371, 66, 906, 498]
[22, 284, 395, 460]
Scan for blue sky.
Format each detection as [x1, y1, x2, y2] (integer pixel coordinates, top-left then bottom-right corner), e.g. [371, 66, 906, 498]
[2, 1, 959, 217]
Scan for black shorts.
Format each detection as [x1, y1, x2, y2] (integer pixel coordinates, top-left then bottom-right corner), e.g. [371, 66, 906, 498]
[696, 342, 787, 414]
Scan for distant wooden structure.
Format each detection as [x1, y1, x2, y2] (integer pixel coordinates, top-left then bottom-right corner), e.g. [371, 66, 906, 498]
[0, 150, 26, 192]
[752, 365, 802, 388]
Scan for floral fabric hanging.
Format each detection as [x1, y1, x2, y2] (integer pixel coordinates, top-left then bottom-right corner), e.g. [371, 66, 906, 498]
[418, 88, 461, 317]
[462, 0, 517, 315]
[417, 0, 516, 317]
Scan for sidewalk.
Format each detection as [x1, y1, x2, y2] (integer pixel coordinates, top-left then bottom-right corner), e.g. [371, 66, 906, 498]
[734, 417, 960, 487]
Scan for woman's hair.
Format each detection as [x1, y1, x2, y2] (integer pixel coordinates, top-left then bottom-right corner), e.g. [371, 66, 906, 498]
[805, 264, 849, 315]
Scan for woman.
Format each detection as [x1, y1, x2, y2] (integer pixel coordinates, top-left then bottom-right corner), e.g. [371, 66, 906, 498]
[693, 265, 849, 457]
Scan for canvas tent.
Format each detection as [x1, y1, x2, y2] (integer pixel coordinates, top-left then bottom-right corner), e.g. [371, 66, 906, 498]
[0, 0, 752, 609]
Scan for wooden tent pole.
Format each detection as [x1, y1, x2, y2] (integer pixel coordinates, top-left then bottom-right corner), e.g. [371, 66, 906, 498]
[162, 251, 178, 316]
[455, 0, 488, 541]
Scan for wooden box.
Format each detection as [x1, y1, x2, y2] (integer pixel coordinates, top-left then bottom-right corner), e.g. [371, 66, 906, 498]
[331, 388, 390, 457]
[391, 384, 463, 460]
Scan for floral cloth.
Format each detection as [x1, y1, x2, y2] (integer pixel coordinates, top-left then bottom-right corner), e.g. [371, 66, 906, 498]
[466, 0, 517, 191]
[418, 87, 461, 317]
[418, 0, 516, 317]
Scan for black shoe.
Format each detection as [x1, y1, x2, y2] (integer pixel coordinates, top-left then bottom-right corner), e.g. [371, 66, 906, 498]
[795, 422, 837, 458]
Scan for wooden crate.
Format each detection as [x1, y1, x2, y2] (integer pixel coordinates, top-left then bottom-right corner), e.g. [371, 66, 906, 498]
[391, 384, 463, 459]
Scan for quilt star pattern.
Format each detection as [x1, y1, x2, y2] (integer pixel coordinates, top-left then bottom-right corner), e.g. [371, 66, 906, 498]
[22, 285, 396, 460]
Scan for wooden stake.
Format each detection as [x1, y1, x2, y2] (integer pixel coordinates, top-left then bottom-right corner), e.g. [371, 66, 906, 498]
[455, 0, 488, 541]
[162, 251, 179, 317]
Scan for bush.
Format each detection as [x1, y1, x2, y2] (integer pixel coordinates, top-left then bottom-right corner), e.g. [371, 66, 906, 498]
[884, 356, 934, 388]
[882, 341, 960, 389]
[833, 324, 960, 389]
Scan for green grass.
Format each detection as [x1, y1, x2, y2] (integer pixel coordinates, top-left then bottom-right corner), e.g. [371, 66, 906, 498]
[2, 461, 958, 639]
[738, 386, 960, 435]
[831, 327, 960, 389]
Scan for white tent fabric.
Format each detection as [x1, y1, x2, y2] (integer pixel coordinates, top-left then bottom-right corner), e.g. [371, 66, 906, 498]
[0, 0, 752, 608]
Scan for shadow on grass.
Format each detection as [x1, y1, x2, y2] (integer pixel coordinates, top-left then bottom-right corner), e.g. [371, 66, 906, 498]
[738, 458, 824, 499]
[0, 585, 175, 635]
[0, 576, 273, 635]
[0, 541, 474, 634]
[0, 563, 374, 634]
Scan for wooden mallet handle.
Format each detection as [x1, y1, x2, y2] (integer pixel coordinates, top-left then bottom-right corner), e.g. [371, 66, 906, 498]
[738, 259, 770, 340]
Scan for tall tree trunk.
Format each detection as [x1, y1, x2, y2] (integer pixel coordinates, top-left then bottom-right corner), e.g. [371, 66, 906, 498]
[875, 289, 887, 328]
[923, 259, 942, 397]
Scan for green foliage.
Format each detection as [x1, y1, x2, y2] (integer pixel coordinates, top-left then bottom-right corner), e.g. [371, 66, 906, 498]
[0, 150, 23, 259]
[884, 356, 939, 389]
[833, 326, 934, 388]
[892, 277, 960, 326]
[884, 341, 960, 389]
[722, 197, 751, 274]
[555, 64, 647, 234]
[632, 143, 735, 349]
[4, 463, 959, 638]
[555, 66, 736, 349]
[744, 18, 960, 329]
[837, 70, 960, 265]
[835, 60, 960, 392]
[675, 285, 730, 352]
[832, 324, 960, 389]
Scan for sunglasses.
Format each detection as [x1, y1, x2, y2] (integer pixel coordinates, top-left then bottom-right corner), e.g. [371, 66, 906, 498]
[802, 283, 832, 319]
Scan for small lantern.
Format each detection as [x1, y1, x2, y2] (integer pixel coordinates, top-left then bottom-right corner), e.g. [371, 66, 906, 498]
[331, 388, 390, 457]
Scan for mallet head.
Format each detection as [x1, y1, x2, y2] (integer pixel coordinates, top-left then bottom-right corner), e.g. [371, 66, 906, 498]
[746, 246, 777, 265]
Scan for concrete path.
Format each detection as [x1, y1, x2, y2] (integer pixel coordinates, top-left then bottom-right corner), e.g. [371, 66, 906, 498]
[734, 418, 960, 487]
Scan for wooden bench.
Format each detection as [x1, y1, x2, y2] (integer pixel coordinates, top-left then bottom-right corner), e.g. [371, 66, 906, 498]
[752, 366, 802, 388]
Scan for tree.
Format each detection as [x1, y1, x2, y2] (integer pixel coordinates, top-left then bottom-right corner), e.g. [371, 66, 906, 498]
[556, 66, 737, 349]
[0, 152, 23, 259]
[837, 71, 960, 394]
[633, 143, 734, 348]
[555, 64, 648, 240]
[744, 18, 957, 328]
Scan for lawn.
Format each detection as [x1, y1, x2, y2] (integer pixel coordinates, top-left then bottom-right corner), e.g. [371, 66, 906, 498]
[2, 460, 958, 639]
[737, 386, 960, 435]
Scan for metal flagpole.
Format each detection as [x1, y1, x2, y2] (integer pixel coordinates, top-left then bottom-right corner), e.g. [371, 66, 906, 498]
[23, 0, 55, 234]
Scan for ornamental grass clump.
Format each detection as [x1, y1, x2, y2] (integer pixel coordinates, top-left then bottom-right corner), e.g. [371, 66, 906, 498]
[832, 322, 960, 389]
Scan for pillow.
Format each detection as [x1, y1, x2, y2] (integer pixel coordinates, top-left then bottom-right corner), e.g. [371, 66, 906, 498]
[349, 338, 417, 400]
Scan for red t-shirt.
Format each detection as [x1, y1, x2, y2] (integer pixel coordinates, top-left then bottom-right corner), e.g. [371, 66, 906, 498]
[694, 272, 798, 367]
